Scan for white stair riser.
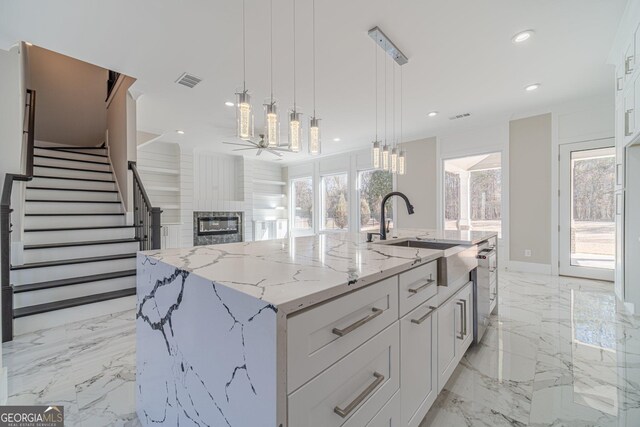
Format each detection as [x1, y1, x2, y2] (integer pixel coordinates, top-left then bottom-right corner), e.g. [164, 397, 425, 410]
[23, 242, 140, 264]
[34, 148, 108, 163]
[11, 258, 137, 285]
[25, 215, 125, 228]
[13, 276, 135, 309]
[35, 157, 111, 172]
[14, 295, 135, 336]
[24, 228, 135, 245]
[26, 201, 122, 214]
[30, 177, 116, 191]
[34, 166, 113, 181]
[26, 188, 119, 202]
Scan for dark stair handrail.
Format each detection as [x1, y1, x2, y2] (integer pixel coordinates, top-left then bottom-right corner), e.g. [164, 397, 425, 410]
[2, 89, 36, 343]
[129, 161, 162, 251]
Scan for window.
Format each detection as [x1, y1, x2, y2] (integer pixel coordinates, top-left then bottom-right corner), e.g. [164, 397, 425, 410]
[291, 177, 313, 233]
[358, 169, 393, 231]
[321, 173, 349, 231]
[444, 153, 502, 236]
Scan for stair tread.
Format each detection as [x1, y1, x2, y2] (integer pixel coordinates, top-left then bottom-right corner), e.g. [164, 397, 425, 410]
[11, 253, 137, 270]
[14, 270, 136, 293]
[25, 213, 125, 216]
[24, 238, 141, 250]
[35, 146, 106, 151]
[34, 175, 115, 183]
[25, 225, 138, 232]
[25, 199, 121, 204]
[35, 147, 108, 158]
[13, 288, 136, 318]
[26, 186, 118, 193]
[34, 164, 112, 174]
[34, 154, 110, 165]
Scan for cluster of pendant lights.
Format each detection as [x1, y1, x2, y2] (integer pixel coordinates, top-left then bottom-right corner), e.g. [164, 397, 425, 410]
[370, 40, 406, 175]
[235, 0, 321, 155]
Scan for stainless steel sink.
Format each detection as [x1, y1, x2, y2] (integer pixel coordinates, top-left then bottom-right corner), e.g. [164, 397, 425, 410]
[383, 239, 478, 286]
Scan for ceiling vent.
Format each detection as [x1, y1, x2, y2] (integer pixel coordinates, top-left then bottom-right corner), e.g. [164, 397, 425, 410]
[449, 113, 472, 120]
[175, 72, 202, 88]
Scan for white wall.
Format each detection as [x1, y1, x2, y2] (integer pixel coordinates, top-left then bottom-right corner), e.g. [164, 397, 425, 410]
[28, 46, 107, 147]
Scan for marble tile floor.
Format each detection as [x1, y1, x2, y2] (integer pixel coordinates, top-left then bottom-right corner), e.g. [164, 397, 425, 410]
[2, 271, 639, 426]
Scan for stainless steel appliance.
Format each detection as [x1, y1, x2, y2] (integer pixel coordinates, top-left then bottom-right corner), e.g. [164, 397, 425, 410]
[474, 239, 497, 343]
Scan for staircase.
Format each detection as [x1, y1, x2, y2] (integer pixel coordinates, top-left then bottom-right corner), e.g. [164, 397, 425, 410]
[11, 145, 139, 330]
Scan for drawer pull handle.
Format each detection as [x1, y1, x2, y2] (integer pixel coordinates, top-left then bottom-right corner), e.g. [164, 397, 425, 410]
[408, 278, 435, 294]
[332, 307, 383, 337]
[456, 301, 465, 339]
[411, 306, 437, 325]
[334, 372, 385, 418]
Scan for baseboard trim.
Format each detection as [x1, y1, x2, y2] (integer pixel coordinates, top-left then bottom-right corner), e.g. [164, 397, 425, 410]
[506, 260, 552, 275]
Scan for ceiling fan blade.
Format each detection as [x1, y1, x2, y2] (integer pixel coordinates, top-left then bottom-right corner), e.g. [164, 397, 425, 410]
[256, 149, 263, 156]
[223, 142, 252, 147]
[232, 148, 257, 151]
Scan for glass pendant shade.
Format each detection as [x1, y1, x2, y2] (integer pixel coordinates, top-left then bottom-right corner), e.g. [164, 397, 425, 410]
[398, 150, 406, 175]
[382, 144, 390, 171]
[391, 147, 398, 173]
[309, 117, 321, 155]
[289, 111, 302, 152]
[372, 141, 381, 168]
[264, 102, 279, 147]
[236, 91, 254, 140]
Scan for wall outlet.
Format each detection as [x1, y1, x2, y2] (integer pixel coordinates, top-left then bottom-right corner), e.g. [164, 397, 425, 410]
[524, 249, 532, 257]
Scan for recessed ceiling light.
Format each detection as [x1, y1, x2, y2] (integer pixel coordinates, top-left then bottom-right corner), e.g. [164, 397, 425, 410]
[525, 83, 541, 92]
[176, 130, 185, 134]
[427, 111, 438, 117]
[512, 30, 534, 44]
[333, 137, 341, 142]
[225, 101, 234, 107]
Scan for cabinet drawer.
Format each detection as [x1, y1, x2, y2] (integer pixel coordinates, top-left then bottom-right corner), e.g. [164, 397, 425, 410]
[287, 276, 399, 392]
[350, 390, 400, 427]
[398, 261, 438, 316]
[288, 323, 400, 427]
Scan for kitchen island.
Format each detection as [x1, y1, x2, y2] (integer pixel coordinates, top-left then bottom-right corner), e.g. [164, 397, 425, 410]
[136, 230, 497, 427]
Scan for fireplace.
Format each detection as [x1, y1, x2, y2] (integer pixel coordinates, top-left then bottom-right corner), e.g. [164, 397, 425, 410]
[194, 212, 243, 245]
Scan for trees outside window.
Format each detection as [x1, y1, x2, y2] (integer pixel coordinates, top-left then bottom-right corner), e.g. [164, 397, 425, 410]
[321, 173, 349, 231]
[291, 177, 313, 232]
[359, 169, 393, 231]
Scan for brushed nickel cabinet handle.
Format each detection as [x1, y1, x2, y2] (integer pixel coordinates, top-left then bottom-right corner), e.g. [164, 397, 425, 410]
[456, 301, 464, 340]
[626, 109, 634, 136]
[411, 306, 437, 325]
[408, 278, 435, 294]
[334, 372, 385, 418]
[617, 76, 624, 91]
[332, 307, 383, 337]
[626, 56, 634, 75]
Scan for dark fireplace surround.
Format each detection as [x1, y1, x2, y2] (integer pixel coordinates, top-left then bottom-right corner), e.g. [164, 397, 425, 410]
[193, 211, 243, 245]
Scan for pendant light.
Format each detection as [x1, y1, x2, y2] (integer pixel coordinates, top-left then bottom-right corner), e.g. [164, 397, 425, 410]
[371, 42, 381, 168]
[309, 0, 321, 155]
[381, 52, 389, 171]
[288, 0, 301, 152]
[398, 66, 406, 175]
[236, 0, 254, 140]
[265, 0, 280, 147]
[390, 60, 398, 173]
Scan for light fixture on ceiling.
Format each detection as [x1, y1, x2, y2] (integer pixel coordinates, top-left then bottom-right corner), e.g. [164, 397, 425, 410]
[525, 83, 541, 91]
[427, 111, 438, 117]
[235, 0, 254, 140]
[288, 0, 301, 153]
[369, 26, 408, 175]
[176, 130, 185, 135]
[225, 101, 235, 107]
[309, 0, 321, 155]
[512, 30, 534, 44]
[333, 137, 341, 142]
[264, 0, 280, 148]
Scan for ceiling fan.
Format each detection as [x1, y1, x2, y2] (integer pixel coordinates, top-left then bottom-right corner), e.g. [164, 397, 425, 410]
[222, 134, 290, 159]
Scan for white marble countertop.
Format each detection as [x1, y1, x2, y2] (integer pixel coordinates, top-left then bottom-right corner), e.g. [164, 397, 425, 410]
[140, 229, 497, 314]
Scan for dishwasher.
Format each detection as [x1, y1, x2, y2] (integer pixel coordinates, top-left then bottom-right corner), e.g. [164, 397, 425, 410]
[474, 240, 497, 344]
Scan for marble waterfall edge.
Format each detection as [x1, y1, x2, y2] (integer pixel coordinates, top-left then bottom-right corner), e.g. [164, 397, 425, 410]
[136, 254, 277, 426]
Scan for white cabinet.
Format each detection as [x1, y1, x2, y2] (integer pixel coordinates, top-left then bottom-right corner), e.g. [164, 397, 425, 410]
[358, 391, 401, 427]
[161, 224, 181, 248]
[400, 298, 438, 427]
[437, 281, 473, 392]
